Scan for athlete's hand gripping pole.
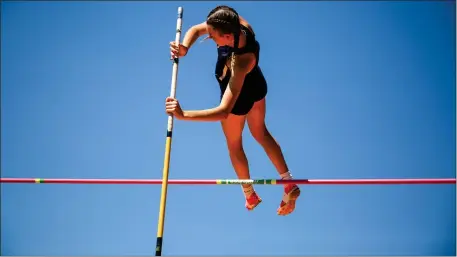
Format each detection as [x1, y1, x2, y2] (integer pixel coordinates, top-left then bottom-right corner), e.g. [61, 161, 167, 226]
[155, 6, 183, 256]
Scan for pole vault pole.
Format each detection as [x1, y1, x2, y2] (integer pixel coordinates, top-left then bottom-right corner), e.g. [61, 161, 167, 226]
[156, 6, 183, 256]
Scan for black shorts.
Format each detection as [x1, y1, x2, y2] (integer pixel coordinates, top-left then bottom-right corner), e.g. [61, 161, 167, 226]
[229, 83, 267, 116]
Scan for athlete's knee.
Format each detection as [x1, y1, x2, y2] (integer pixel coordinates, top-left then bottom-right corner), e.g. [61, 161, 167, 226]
[226, 139, 247, 163]
[250, 124, 271, 145]
[225, 136, 243, 152]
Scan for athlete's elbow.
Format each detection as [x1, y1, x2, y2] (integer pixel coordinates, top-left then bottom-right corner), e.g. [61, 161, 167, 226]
[221, 111, 230, 120]
[219, 110, 230, 120]
[218, 106, 231, 120]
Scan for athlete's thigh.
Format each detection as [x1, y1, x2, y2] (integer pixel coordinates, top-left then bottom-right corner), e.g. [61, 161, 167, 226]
[246, 98, 267, 134]
[221, 113, 247, 144]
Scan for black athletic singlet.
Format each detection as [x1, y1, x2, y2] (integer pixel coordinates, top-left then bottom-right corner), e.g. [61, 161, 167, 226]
[214, 24, 268, 116]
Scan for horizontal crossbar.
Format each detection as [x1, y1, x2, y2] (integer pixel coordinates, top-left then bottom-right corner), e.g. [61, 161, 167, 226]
[0, 178, 455, 185]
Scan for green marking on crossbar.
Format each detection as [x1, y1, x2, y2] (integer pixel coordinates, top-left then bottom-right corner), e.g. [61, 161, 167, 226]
[217, 179, 276, 185]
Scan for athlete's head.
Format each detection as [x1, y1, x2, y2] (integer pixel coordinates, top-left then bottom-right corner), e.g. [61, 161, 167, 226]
[206, 6, 240, 48]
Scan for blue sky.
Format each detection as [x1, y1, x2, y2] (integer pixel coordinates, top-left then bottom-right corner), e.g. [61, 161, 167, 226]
[1, 1, 455, 255]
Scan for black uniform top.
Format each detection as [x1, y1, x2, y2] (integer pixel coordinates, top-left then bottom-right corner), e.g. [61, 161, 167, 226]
[214, 24, 268, 115]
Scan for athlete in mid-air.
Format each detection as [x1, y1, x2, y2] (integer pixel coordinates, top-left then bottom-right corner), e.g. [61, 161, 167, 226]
[166, 5, 300, 215]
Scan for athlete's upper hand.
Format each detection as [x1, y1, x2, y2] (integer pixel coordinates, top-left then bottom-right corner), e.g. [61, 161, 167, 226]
[170, 41, 188, 59]
[165, 97, 184, 119]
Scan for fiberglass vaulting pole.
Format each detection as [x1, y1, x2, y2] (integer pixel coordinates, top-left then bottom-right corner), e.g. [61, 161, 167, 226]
[155, 6, 183, 256]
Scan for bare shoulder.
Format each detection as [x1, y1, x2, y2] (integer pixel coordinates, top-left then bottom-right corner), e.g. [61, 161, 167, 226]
[239, 16, 255, 34]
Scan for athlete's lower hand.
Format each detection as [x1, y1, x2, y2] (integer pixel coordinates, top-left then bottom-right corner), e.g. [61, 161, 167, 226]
[170, 41, 188, 59]
[165, 97, 184, 119]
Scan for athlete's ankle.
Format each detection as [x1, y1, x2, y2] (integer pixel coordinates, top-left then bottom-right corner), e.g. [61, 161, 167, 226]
[280, 171, 293, 180]
[242, 185, 255, 198]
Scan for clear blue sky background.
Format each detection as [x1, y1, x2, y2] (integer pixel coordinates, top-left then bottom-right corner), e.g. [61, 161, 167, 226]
[1, 1, 456, 255]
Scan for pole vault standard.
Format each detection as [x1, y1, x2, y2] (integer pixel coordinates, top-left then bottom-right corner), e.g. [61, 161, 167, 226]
[155, 6, 183, 256]
[1, 178, 455, 184]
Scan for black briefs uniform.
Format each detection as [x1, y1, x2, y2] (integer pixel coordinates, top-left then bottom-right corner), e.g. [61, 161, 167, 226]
[214, 24, 268, 116]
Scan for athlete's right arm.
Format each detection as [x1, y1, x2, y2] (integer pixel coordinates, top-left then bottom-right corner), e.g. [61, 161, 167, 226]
[170, 21, 208, 58]
[182, 21, 208, 48]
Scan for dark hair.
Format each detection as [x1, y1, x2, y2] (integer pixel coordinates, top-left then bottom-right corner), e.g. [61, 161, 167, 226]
[206, 6, 241, 76]
[206, 5, 241, 50]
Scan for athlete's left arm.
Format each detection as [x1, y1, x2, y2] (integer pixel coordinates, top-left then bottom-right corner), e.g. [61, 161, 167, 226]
[181, 54, 256, 122]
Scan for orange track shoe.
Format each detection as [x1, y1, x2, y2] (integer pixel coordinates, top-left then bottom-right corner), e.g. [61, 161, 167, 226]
[277, 184, 301, 216]
[245, 191, 262, 211]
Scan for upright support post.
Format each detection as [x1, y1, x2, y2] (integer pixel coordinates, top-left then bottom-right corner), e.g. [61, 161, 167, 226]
[155, 6, 183, 256]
